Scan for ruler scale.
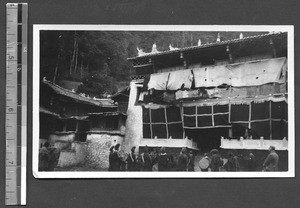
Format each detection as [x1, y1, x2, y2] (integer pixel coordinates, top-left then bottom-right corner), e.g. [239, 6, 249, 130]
[6, 3, 27, 205]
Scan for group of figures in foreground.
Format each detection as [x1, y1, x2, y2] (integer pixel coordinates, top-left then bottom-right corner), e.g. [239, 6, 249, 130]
[109, 144, 280, 172]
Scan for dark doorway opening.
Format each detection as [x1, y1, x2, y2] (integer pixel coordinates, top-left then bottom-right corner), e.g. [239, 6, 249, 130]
[185, 127, 229, 153]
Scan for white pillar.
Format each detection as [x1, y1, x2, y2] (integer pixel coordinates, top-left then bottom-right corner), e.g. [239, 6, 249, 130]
[123, 81, 143, 153]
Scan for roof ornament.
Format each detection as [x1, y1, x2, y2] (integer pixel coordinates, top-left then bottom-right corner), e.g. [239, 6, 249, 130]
[216, 33, 221, 42]
[151, 43, 158, 53]
[198, 39, 202, 46]
[169, 44, 179, 51]
[137, 47, 147, 57]
[239, 33, 244, 39]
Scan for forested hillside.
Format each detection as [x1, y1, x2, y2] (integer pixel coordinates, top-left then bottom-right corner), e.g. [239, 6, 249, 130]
[40, 30, 265, 97]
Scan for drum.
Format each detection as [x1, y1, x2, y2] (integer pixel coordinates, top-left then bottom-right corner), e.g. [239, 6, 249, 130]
[199, 157, 210, 170]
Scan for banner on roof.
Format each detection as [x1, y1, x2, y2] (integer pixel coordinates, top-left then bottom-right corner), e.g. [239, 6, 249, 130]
[193, 57, 287, 88]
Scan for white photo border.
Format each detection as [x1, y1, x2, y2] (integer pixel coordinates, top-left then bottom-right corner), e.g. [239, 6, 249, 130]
[33, 25, 295, 178]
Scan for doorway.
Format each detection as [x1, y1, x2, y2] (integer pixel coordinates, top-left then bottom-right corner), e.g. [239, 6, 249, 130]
[185, 127, 229, 153]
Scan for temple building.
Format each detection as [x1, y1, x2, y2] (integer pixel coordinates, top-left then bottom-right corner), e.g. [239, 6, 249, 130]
[39, 79, 126, 169]
[124, 32, 288, 168]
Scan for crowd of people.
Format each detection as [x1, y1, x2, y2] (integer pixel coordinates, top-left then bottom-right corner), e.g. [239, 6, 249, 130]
[108, 145, 196, 172]
[108, 144, 280, 172]
[39, 140, 279, 172]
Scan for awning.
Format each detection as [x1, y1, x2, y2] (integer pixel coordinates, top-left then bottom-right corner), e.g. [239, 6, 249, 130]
[167, 69, 193, 90]
[193, 57, 287, 87]
[193, 65, 231, 88]
[147, 69, 193, 91]
[147, 72, 170, 90]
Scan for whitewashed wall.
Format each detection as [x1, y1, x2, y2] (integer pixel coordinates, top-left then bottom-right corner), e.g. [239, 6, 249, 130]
[123, 81, 143, 153]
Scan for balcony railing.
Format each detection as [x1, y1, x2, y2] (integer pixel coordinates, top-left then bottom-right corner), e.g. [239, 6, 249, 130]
[220, 136, 288, 150]
[140, 136, 199, 150]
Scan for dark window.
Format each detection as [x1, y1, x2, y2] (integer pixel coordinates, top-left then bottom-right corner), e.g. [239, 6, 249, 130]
[271, 101, 284, 119]
[66, 120, 76, 131]
[197, 115, 213, 127]
[152, 124, 167, 139]
[151, 108, 166, 123]
[214, 114, 229, 126]
[283, 101, 288, 120]
[184, 116, 196, 127]
[143, 106, 183, 139]
[106, 116, 118, 130]
[251, 121, 270, 139]
[167, 123, 183, 139]
[183, 106, 196, 115]
[230, 104, 249, 122]
[272, 120, 288, 140]
[166, 106, 182, 122]
[232, 124, 248, 138]
[55, 119, 64, 131]
[251, 102, 269, 120]
[143, 124, 151, 138]
[143, 107, 150, 123]
[197, 106, 212, 115]
[213, 104, 229, 113]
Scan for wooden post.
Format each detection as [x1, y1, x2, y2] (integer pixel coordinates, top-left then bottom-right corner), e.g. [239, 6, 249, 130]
[269, 39, 277, 58]
[180, 52, 188, 69]
[228, 128, 233, 138]
[269, 101, 272, 140]
[226, 45, 233, 63]
[164, 107, 169, 139]
[149, 108, 153, 139]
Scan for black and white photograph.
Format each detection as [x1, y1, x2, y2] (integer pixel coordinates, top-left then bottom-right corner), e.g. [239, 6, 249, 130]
[32, 25, 294, 178]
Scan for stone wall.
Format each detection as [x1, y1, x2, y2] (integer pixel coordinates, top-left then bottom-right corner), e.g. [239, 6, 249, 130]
[49, 132, 75, 150]
[57, 142, 87, 168]
[85, 133, 124, 169]
[49, 132, 75, 143]
[123, 81, 143, 153]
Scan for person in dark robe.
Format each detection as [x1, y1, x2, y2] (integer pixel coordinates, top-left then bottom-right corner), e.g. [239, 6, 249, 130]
[167, 154, 177, 171]
[151, 149, 159, 171]
[158, 147, 168, 171]
[142, 147, 152, 171]
[263, 146, 279, 171]
[126, 146, 137, 171]
[224, 151, 239, 171]
[110, 143, 122, 171]
[246, 152, 257, 171]
[210, 149, 223, 172]
[39, 141, 51, 171]
[48, 143, 61, 171]
[108, 146, 114, 171]
[177, 147, 188, 171]
[187, 151, 195, 172]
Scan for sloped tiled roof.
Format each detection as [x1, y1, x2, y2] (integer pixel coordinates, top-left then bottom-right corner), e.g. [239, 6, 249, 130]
[40, 106, 61, 118]
[88, 111, 127, 116]
[42, 80, 117, 108]
[111, 86, 130, 99]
